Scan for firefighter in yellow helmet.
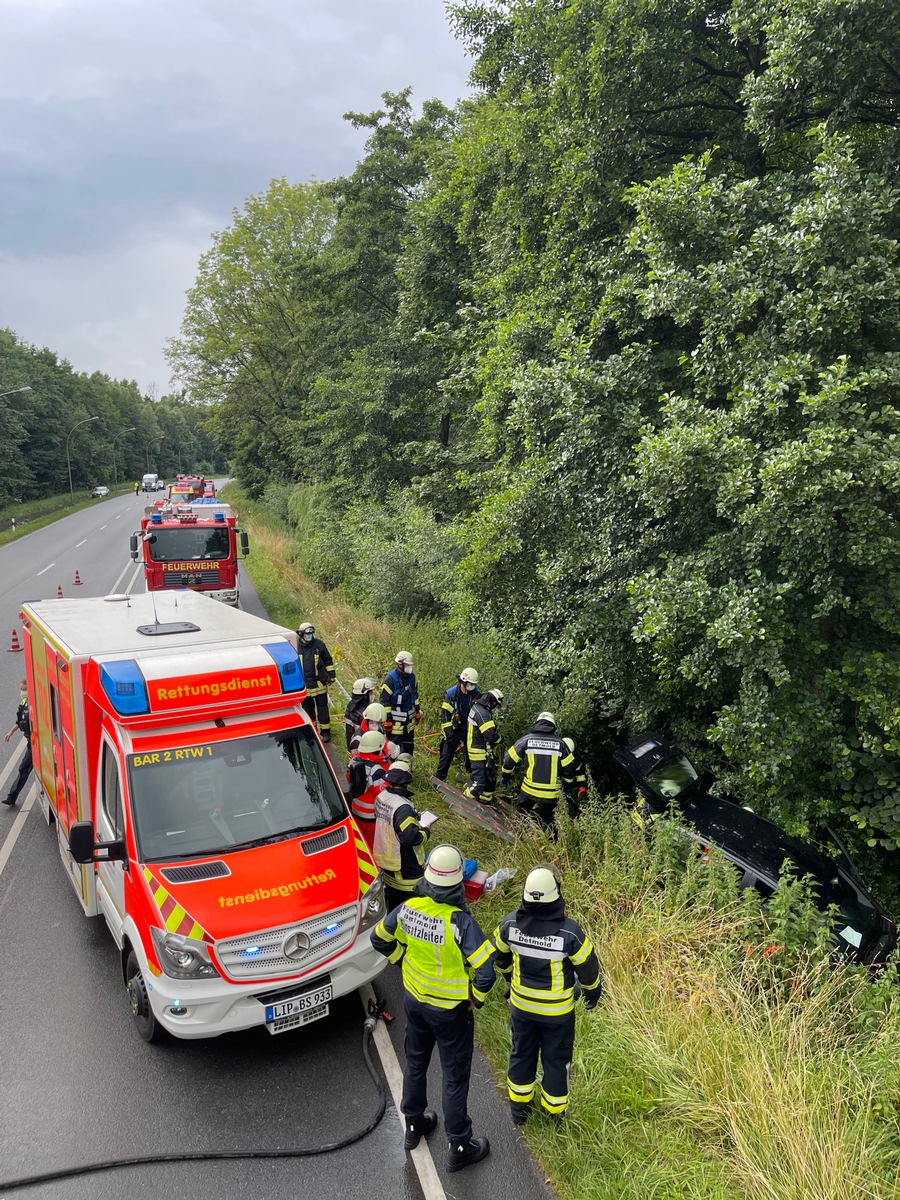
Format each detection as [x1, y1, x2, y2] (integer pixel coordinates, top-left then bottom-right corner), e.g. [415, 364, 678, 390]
[371, 844, 496, 1173]
[491, 864, 602, 1125]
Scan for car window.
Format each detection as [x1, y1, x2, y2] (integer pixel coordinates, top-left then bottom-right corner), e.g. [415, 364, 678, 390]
[647, 755, 698, 800]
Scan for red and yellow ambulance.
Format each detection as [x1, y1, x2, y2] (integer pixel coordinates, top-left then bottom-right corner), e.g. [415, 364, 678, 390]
[21, 591, 385, 1042]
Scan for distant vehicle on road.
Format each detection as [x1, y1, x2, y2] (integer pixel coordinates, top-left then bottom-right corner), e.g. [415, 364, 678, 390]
[614, 732, 898, 967]
[141, 473, 164, 492]
[91, 485, 110, 498]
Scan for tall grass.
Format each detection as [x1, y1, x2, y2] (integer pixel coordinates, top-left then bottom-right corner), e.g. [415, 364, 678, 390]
[228, 482, 900, 1200]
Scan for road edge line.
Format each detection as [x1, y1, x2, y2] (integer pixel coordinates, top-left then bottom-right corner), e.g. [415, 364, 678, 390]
[359, 983, 447, 1200]
[0, 780, 36, 879]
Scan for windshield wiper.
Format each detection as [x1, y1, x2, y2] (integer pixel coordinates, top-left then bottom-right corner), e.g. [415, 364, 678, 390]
[228, 822, 333, 851]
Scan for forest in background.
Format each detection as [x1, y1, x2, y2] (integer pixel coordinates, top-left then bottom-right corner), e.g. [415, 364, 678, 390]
[0, 328, 220, 503]
[167, 0, 900, 875]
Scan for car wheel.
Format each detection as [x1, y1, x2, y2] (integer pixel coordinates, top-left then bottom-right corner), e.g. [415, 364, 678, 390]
[125, 950, 165, 1042]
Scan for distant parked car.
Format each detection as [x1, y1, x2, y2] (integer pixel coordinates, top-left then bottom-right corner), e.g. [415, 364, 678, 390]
[614, 732, 898, 967]
[91, 485, 110, 498]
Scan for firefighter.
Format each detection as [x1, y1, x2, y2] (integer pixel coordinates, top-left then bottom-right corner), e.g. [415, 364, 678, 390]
[464, 688, 504, 804]
[500, 712, 576, 833]
[435, 668, 480, 783]
[381, 650, 420, 757]
[297, 621, 337, 741]
[344, 676, 377, 750]
[372, 760, 434, 910]
[349, 702, 400, 758]
[371, 844, 495, 1173]
[3, 680, 33, 809]
[492, 864, 602, 1125]
[562, 736, 588, 819]
[346, 729, 388, 846]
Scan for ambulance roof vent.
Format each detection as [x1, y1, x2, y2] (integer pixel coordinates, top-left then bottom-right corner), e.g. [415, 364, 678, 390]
[136, 621, 201, 637]
[103, 594, 131, 603]
[300, 826, 349, 856]
[160, 861, 231, 884]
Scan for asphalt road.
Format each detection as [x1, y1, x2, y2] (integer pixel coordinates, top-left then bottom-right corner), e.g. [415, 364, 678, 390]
[0, 490, 556, 1200]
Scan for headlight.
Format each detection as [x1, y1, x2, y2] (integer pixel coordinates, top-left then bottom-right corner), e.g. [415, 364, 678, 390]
[150, 926, 220, 979]
[359, 876, 386, 933]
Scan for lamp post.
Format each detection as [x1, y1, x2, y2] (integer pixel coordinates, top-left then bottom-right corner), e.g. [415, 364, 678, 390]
[111, 426, 137, 493]
[66, 416, 100, 500]
[145, 434, 164, 473]
[0, 386, 32, 399]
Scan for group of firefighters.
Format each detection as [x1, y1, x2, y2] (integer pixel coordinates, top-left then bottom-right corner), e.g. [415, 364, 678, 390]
[295, 629, 603, 1175]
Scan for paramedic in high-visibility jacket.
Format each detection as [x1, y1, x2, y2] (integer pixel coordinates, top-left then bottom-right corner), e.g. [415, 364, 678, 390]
[492, 864, 602, 1125]
[371, 844, 496, 1174]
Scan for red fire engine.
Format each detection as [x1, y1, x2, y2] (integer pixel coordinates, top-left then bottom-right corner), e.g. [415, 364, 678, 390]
[168, 474, 213, 504]
[131, 500, 249, 607]
[21, 591, 386, 1042]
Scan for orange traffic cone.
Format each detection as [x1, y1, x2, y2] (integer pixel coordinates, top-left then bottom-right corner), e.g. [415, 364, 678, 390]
[57, 585, 64, 598]
[7, 628, 22, 652]
[73, 570, 82, 586]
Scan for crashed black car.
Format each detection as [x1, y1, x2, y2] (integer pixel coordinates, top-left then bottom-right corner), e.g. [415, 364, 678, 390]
[614, 733, 897, 967]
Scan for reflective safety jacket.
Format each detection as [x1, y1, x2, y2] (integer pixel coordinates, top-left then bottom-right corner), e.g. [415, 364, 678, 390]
[380, 667, 419, 731]
[298, 635, 336, 698]
[371, 893, 496, 1008]
[346, 752, 387, 822]
[441, 682, 480, 737]
[492, 902, 602, 1020]
[467, 699, 500, 763]
[373, 786, 429, 889]
[501, 719, 575, 803]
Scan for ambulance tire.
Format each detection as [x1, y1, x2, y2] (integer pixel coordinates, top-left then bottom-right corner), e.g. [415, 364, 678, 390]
[125, 950, 164, 1043]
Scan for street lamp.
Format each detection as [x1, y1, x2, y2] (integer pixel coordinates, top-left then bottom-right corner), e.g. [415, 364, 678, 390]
[111, 426, 137, 493]
[66, 416, 100, 500]
[145, 434, 164, 473]
[0, 386, 32, 399]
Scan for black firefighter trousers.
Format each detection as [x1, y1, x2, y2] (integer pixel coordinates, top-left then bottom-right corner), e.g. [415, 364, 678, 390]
[402, 995, 474, 1142]
[301, 691, 331, 740]
[508, 1009, 576, 1117]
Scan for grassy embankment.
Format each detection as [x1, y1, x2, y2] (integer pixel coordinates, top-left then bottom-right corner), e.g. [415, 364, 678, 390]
[0, 486, 135, 548]
[227, 484, 900, 1200]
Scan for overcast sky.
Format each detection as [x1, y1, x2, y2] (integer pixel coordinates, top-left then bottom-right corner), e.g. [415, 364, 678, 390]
[0, 0, 471, 392]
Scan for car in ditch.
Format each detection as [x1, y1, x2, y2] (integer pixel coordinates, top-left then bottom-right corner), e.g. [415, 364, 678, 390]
[614, 733, 898, 967]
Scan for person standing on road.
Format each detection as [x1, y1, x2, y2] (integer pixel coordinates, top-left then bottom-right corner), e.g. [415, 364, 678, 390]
[380, 651, 420, 757]
[492, 864, 602, 1125]
[344, 677, 377, 750]
[297, 622, 337, 742]
[134, 481, 140, 496]
[464, 688, 504, 804]
[4, 680, 33, 809]
[500, 712, 576, 833]
[372, 760, 435, 910]
[435, 668, 480, 783]
[371, 845, 496, 1173]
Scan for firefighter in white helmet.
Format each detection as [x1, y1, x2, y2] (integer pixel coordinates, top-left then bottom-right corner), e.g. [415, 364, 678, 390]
[464, 688, 504, 804]
[500, 712, 576, 833]
[349, 702, 400, 759]
[346, 729, 389, 848]
[296, 621, 336, 741]
[344, 676, 377, 750]
[373, 760, 433, 910]
[371, 844, 496, 1172]
[435, 668, 480, 783]
[380, 650, 420, 757]
[491, 864, 602, 1125]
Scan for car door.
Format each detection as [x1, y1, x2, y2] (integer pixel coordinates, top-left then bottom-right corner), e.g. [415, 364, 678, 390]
[95, 738, 127, 942]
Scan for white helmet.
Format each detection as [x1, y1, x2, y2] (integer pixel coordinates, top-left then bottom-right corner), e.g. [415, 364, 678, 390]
[363, 702, 388, 723]
[523, 865, 561, 904]
[536, 711, 557, 728]
[358, 730, 386, 754]
[386, 761, 413, 785]
[395, 650, 414, 670]
[563, 738, 575, 753]
[424, 844, 464, 887]
[459, 667, 479, 685]
[484, 688, 504, 706]
[298, 621, 315, 635]
[352, 677, 377, 696]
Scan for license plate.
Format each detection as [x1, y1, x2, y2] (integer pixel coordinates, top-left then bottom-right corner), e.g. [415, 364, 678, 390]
[265, 984, 333, 1024]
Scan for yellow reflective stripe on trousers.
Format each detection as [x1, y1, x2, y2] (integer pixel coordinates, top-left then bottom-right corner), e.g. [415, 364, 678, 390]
[541, 1089, 568, 1114]
[508, 1079, 535, 1103]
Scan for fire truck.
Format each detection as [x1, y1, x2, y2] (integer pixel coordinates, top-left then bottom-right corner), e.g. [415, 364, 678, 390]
[168, 474, 212, 504]
[132, 501, 249, 607]
[21, 591, 386, 1042]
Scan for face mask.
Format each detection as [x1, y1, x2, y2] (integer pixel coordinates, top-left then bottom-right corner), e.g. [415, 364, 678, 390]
[301, 634, 312, 644]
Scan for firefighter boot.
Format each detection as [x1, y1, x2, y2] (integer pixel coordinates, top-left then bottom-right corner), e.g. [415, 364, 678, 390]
[447, 1136, 490, 1173]
[404, 1108, 438, 1150]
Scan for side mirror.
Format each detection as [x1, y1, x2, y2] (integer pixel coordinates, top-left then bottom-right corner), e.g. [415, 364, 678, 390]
[240, 531, 250, 558]
[68, 820, 126, 865]
[129, 534, 139, 561]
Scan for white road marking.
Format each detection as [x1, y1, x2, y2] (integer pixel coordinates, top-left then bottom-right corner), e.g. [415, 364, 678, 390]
[75, 540, 87, 548]
[359, 983, 447, 1200]
[99, 524, 107, 531]
[35, 562, 55, 576]
[114, 514, 123, 520]
[0, 775, 36, 880]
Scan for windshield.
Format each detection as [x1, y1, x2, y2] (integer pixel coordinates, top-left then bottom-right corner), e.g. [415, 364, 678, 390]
[646, 755, 698, 800]
[128, 727, 347, 861]
[148, 527, 230, 561]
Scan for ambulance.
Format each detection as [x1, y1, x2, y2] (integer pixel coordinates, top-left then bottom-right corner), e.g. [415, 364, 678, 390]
[21, 591, 386, 1042]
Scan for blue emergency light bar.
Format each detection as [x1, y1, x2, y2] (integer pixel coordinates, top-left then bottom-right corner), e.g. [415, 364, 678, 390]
[262, 641, 305, 693]
[99, 660, 150, 715]
[151, 513, 162, 524]
[214, 512, 226, 522]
